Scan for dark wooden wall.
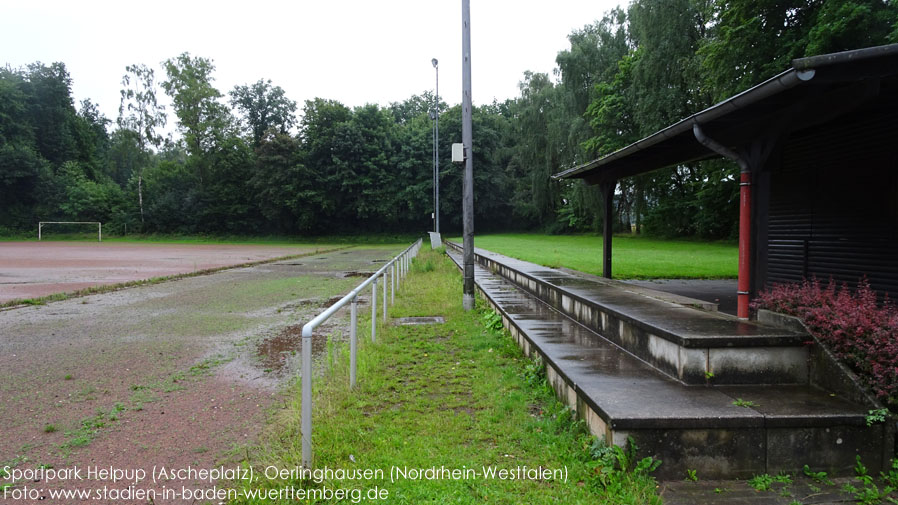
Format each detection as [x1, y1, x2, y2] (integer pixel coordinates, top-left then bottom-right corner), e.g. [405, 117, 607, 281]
[759, 92, 898, 299]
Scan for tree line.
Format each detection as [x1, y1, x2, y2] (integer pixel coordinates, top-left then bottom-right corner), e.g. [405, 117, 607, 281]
[1, 0, 895, 237]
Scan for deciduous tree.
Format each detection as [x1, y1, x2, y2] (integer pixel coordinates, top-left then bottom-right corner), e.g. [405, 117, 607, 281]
[229, 79, 296, 148]
[118, 63, 166, 224]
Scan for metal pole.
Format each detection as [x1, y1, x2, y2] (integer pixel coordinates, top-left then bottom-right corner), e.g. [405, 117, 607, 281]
[391, 264, 395, 304]
[433, 59, 440, 233]
[301, 327, 312, 467]
[371, 279, 377, 342]
[99, 223, 102, 242]
[382, 271, 387, 321]
[38, 223, 41, 241]
[461, 0, 475, 311]
[350, 296, 358, 388]
[432, 111, 437, 232]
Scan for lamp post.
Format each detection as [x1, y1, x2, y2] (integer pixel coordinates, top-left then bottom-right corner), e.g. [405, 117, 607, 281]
[432, 58, 440, 234]
[430, 110, 436, 232]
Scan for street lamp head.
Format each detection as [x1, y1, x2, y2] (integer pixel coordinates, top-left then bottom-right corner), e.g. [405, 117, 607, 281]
[432, 58, 438, 68]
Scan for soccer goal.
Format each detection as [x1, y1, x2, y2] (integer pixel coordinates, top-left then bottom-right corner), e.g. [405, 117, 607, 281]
[38, 222, 102, 242]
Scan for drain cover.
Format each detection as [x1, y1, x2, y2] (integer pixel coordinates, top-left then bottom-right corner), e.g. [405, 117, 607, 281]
[394, 316, 445, 325]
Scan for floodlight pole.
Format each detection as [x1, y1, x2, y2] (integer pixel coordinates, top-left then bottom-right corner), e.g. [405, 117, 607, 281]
[431, 114, 436, 232]
[461, 0, 475, 311]
[433, 58, 440, 234]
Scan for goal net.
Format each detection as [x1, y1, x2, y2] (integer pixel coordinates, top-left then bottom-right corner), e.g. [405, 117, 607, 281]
[38, 222, 102, 242]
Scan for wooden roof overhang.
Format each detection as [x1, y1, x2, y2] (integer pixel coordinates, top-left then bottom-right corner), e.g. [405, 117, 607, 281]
[553, 43, 898, 185]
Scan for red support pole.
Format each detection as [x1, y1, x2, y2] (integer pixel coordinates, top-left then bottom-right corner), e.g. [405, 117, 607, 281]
[737, 171, 752, 319]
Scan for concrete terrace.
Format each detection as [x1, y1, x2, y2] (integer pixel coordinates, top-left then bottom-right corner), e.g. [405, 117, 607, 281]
[445, 243, 890, 480]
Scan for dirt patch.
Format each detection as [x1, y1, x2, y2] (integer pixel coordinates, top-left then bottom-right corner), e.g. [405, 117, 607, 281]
[342, 271, 373, 278]
[254, 327, 328, 374]
[322, 295, 343, 308]
[0, 245, 400, 485]
[453, 406, 476, 416]
[254, 312, 360, 374]
[528, 404, 543, 417]
[0, 242, 326, 303]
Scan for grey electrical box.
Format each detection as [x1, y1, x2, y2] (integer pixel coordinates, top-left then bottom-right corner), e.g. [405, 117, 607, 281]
[451, 143, 465, 163]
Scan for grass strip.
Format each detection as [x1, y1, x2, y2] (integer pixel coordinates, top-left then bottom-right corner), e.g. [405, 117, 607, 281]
[459, 233, 737, 279]
[231, 248, 661, 504]
[0, 245, 352, 310]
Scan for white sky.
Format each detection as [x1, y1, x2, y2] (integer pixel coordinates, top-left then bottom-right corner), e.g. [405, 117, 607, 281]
[2, 0, 622, 128]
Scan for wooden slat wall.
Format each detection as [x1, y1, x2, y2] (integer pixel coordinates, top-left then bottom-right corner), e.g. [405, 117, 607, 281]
[766, 100, 898, 298]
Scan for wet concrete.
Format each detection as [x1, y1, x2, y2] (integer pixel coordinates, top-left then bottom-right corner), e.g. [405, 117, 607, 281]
[444, 247, 883, 479]
[462, 245, 803, 348]
[624, 278, 738, 316]
[660, 476, 861, 505]
[394, 316, 445, 325]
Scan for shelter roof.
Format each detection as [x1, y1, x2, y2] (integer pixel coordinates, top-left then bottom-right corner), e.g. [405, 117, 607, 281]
[554, 44, 898, 185]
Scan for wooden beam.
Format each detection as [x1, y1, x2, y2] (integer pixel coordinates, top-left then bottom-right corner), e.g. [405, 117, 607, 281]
[600, 180, 616, 279]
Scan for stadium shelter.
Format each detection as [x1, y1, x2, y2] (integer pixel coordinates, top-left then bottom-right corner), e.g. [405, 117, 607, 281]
[554, 43, 898, 318]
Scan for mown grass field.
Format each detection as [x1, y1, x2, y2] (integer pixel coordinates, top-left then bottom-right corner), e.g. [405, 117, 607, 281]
[231, 248, 661, 504]
[460, 233, 737, 279]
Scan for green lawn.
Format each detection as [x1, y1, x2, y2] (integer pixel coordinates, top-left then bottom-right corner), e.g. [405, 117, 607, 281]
[458, 233, 737, 279]
[231, 248, 660, 504]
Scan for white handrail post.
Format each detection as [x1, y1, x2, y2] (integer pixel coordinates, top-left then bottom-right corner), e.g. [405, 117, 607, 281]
[382, 272, 387, 321]
[301, 327, 312, 467]
[371, 279, 377, 342]
[350, 295, 358, 388]
[391, 264, 395, 304]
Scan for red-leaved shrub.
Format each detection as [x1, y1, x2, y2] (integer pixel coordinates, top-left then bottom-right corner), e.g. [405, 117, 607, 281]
[753, 278, 898, 407]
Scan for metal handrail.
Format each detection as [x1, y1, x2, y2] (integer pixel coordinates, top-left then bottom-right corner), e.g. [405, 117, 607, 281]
[300, 238, 423, 467]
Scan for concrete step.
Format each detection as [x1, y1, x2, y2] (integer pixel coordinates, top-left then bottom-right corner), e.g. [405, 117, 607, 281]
[447, 242, 807, 386]
[445, 247, 891, 479]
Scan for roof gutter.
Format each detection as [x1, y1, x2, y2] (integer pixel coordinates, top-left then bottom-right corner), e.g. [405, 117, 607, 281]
[792, 43, 898, 71]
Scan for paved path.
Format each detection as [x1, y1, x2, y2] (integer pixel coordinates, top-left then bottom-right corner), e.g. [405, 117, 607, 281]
[0, 246, 398, 502]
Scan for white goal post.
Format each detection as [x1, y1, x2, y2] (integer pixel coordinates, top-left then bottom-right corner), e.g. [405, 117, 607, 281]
[38, 221, 102, 242]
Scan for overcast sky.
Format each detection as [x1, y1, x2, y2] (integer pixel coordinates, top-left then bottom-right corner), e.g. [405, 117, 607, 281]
[2, 0, 622, 127]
